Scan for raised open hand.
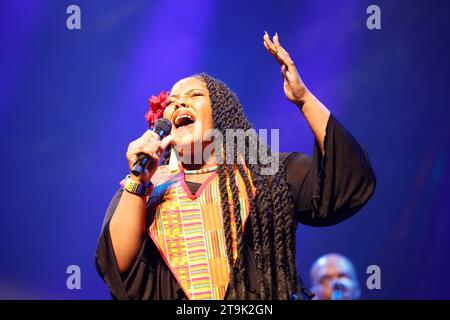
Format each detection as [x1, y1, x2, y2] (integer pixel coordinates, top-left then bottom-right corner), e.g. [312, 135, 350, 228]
[263, 31, 311, 107]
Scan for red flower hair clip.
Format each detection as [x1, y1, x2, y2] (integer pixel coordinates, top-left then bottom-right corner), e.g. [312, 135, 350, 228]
[145, 91, 170, 128]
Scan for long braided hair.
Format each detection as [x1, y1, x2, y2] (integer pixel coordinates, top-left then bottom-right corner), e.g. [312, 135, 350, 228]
[164, 73, 298, 299]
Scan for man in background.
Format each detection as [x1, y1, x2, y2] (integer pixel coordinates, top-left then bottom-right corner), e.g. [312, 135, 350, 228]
[310, 253, 361, 300]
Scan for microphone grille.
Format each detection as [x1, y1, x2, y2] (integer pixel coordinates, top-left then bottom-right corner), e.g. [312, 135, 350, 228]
[153, 118, 172, 138]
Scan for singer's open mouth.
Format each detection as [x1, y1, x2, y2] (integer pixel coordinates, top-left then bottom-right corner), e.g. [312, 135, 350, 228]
[172, 109, 197, 128]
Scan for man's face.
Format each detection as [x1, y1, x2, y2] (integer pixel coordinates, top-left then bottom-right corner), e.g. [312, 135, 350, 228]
[310, 255, 360, 300]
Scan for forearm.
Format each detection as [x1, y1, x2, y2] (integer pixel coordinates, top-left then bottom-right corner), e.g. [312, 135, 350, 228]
[109, 186, 149, 274]
[296, 92, 331, 156]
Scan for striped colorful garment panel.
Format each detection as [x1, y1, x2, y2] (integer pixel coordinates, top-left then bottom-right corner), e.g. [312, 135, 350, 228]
[148, 168, 252, 300]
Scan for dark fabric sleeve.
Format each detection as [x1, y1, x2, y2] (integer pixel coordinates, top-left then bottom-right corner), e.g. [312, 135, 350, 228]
[281, 113, 376, 226]
[95, 189, 183, 300]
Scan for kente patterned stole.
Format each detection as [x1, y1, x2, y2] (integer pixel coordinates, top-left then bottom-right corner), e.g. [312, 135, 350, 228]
[147, 164, 254, 300]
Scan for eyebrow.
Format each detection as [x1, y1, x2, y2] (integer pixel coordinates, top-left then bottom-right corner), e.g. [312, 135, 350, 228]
[169, 88, 204, 99]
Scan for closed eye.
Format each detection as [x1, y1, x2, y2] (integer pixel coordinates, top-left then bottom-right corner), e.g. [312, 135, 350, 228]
[191, 91, 204, 97]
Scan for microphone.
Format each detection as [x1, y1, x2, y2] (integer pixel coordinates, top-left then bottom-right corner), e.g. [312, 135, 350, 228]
[330, 278, 352, 300]
[131, 118, 172, 177]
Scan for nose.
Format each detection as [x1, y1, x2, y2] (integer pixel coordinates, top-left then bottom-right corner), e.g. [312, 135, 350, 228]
[173, 100, 188, 110]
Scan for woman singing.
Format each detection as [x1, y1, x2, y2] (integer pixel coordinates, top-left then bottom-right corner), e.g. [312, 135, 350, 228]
[95, 32, 376, 300]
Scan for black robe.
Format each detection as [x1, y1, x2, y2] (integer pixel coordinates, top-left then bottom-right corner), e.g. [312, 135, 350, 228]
[95, 113, 376, 300]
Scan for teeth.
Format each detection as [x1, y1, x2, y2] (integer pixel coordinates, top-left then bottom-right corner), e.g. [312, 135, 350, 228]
[175, 114, 194, 123]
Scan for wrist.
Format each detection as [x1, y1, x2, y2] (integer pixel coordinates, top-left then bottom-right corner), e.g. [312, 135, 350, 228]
[129, 173, 146, 183]
[294, 90, 315, 110]
[122, 174, 153, 197]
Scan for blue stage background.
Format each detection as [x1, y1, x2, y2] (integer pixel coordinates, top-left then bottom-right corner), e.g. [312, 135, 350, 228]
[1, 0, 449, 299]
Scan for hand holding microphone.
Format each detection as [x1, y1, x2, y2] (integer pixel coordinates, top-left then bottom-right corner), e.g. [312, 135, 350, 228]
[126, 118, 173, 183]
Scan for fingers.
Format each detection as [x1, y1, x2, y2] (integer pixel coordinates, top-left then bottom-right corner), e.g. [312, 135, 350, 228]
[264, 31, 284, 65]
[263, 31, 295, 68]
[273, 33, 295, 67]
[160, 134, 174, 151]
[127, 132, 161, 167]
[126, 130, 175, 169]
[140, 130, 167, 155]
[142, 129, 161, 142]
[127, 140, 159, 161]
[281, 64, 287, 79]
[272, 32, 281, 47]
